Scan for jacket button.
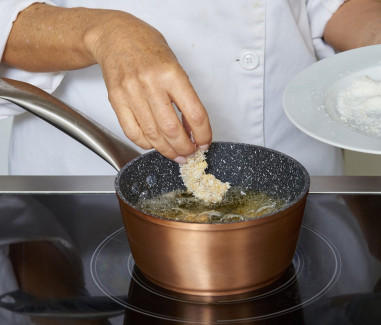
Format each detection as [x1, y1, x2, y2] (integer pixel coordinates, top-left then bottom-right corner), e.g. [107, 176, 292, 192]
[240, 52, 259, 70]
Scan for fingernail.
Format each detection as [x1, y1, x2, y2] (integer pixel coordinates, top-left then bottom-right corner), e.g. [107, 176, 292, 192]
[174, 156, 187, 164]
[199, 144, 209, 152]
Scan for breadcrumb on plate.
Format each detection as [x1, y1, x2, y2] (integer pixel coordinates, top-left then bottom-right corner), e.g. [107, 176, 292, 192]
[179, 149, 230, 203]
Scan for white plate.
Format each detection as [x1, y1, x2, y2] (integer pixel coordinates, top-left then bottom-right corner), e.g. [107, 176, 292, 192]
[283, 45, 381, 154]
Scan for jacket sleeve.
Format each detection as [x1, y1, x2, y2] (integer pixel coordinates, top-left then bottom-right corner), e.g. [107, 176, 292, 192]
[0, 0, 65, 118]
[306, 0, 346, 60]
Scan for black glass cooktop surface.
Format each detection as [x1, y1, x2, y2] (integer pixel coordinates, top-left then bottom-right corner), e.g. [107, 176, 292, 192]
[0, 192, 380, 324]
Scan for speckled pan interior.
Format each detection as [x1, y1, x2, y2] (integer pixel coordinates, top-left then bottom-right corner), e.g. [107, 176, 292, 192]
[115, 142, 310, 218]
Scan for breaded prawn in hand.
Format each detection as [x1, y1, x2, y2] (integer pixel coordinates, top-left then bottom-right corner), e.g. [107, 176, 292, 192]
[180, 149, 230, 203]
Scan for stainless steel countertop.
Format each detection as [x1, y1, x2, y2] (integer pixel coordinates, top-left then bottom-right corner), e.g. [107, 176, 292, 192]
[1, 176, 381, 194]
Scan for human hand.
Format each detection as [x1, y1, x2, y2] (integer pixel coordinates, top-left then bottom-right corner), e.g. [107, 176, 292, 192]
[85, 11, 212, 162]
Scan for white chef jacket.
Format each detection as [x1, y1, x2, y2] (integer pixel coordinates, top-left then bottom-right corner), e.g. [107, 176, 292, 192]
[0, 0, 345, 175]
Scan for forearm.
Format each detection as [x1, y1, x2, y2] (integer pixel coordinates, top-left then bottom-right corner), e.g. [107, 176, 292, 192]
[324, 0, 381, 52]
[3, 3, 114, 72]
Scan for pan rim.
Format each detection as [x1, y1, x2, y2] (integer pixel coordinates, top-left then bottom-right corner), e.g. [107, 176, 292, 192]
[114, 141, 310, 225]
[118, 192, 309, 230]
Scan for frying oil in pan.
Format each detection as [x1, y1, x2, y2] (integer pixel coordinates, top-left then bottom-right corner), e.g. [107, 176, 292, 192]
[137, 187, 287, 223]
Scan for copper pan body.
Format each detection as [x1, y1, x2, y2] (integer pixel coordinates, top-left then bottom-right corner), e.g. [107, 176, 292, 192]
[115, 143, 310, 297]
[118, 193, 307, 296]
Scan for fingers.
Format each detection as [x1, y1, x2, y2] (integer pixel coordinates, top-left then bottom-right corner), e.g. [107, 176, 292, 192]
[110, 75, 199, 161]
[181, 113, 193, 139]
[146, 90, 196, 157]
[112, 102, 152, 150]
[170, 76, 212, 150]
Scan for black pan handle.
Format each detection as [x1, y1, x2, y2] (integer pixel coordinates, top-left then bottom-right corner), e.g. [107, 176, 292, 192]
[0, 77, 140, 171]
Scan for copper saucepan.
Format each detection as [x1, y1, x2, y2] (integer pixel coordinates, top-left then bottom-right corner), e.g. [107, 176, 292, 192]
[0, 78, 310, 297]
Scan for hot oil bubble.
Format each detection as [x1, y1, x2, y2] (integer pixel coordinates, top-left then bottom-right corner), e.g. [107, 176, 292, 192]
[222, 214, 246, 222]
[193, 210, 222, 223]
[137, 187, 288, 223]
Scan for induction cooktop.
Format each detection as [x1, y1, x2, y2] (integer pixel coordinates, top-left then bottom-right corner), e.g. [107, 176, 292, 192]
[0, 186, 380, 324]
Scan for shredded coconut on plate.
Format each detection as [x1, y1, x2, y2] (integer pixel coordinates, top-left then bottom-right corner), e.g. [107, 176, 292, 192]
[179, 149, 230, 203]
[336, 75, 381, 137]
